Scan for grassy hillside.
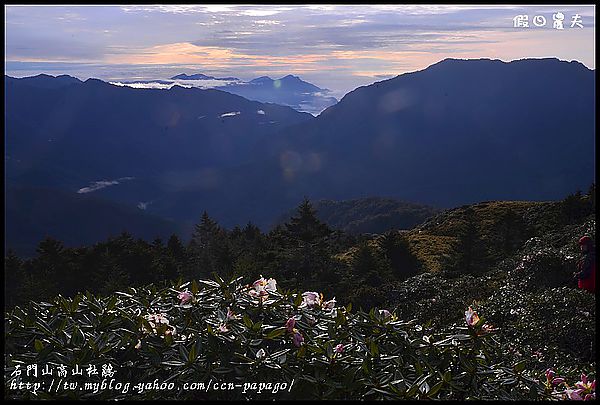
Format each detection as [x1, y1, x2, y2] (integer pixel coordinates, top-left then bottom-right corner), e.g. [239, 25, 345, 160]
[274, 197, 438, 233]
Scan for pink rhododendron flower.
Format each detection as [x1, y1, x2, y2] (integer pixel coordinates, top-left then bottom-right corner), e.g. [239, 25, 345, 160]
[248, 276, 277, 299]
[178, 290, 193, 305]
[565, 389, 584, 400]
[226, 307, 239, 320]
[285, 317, 296, 333]
[217, 324, 229, 333]
[334, 343, 345, 354]
[465, 307, 480, 326]
[292, 329, 304, 347]
[546, 368, 556, 381]
[573, 374, 596, 398]
[379, 309, 392, 319]
[256, 348, 266, 359]
[301, 291, 322, 308]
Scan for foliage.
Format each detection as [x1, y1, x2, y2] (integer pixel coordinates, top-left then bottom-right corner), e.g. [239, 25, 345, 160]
[4, 275, 573, 400]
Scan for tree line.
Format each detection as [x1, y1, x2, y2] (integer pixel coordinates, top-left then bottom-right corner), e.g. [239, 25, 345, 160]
[4, 199, 421, 310]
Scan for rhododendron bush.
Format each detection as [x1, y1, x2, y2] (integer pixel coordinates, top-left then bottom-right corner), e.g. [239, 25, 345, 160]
[4, 275, 595, 400]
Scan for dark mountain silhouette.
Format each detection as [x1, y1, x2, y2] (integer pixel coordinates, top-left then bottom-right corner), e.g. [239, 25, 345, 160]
[171, 73, 239, 81]
[154, 58, 594, 229]
[5, 74, 312, 252]
[5, 74, 311, 190]
[219, 75, 338, 115]
[8, 73, 82, 89]
[4, 58, 595, 251]
[5, 186, 180, 257]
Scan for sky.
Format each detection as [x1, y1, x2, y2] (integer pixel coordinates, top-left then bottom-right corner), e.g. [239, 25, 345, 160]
[4, 4, 596, 99]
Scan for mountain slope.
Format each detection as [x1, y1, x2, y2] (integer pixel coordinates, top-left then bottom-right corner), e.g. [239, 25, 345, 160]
[5, 75, 312, 251]
[274, 197, 439, 233]
[203, 57, 594, 226]
[5, 75, 312, 191]
[5, 186, 181, 257]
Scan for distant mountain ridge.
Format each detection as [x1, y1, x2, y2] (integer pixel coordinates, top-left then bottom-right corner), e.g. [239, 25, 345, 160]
[171, 73, 239, 81]
[8, 73, 82, 89]
[219, 74, 336, 114]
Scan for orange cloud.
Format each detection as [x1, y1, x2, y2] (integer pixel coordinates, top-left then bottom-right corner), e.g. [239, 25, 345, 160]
[107, 42, 237, 65]
[105, 42, 335, 69]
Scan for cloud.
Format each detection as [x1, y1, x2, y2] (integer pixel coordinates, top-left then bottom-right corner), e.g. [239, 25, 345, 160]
[220, 111, 240, 118]
[77, 176, 134, 194]
[137, 201, 152, 210]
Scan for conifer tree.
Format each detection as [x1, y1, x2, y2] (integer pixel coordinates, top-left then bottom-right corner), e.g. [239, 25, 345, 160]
[285, 198, 331, 244]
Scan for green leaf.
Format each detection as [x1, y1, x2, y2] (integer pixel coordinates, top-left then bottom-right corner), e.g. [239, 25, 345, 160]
[243, 315, 253, 329]
[513, 360, 527, 373]
[294, 293, 303, 307]
[188, 342, 197, 363]
[106, 296, 118, 311]
[179, 344, 190, 363]
[191, 279, 199, 294]
[369, 341, 379, 356]
[70, 326, 85, 346]
[34, 339, 44, 353]
[265, 327, 286, 340]
[428, 380, 444, 397]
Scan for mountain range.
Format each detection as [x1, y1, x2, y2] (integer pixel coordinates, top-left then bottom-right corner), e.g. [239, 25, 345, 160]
[4, 57, 595, 255]
[114, 73, 338, 115]
[170, 73, 239, 81]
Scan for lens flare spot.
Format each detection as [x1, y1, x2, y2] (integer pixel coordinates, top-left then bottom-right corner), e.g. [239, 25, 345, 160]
[280, 150, 302, 181]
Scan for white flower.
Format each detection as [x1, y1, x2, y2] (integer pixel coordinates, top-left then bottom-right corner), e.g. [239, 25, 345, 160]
[256, 348, 266, 359]
[248, 276, 278, 299]
[323, 298, 336, 310]
[143, 313, 176, 336]
[300, 291, 322, 308]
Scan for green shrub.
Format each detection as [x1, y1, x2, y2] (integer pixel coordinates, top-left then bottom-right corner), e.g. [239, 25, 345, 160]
[4, 275, 571, 400]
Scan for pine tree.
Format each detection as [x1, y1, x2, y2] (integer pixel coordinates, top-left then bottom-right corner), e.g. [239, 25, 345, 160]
[588, 183, 596, 213]
[285, 198, 331, 244]
[189, 211, 223, 278]
[190, 211, 220, 249]
[167, 234, 185, 259]
[352, 242, 389, 287]
[379, 232, 420, 280]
